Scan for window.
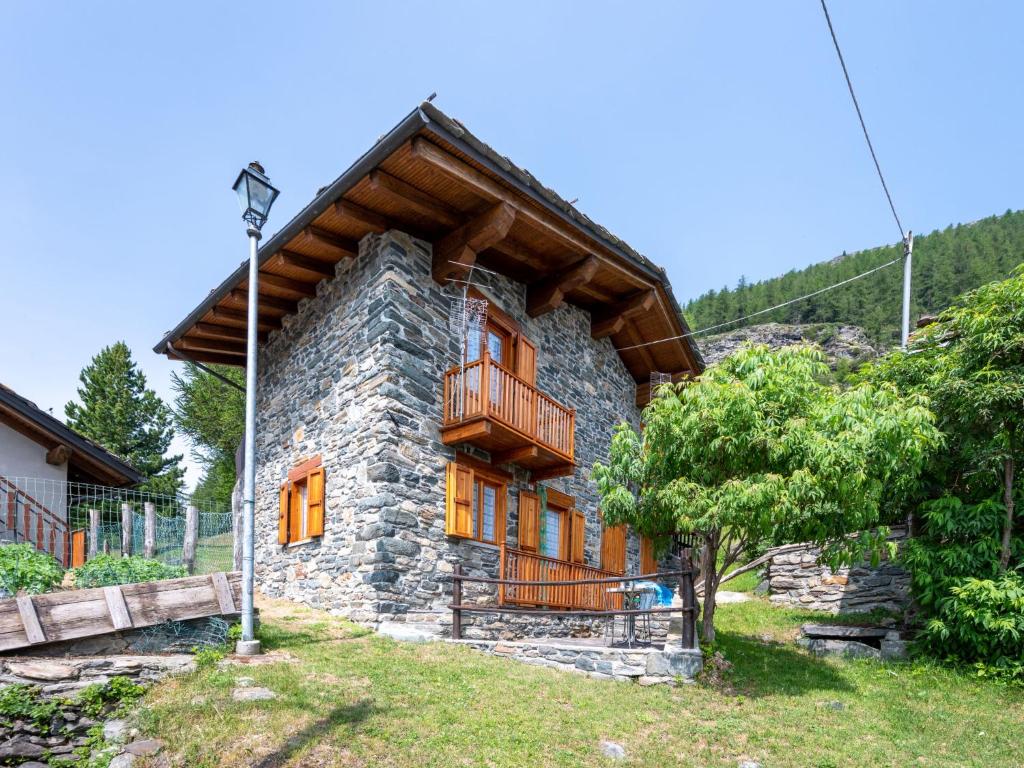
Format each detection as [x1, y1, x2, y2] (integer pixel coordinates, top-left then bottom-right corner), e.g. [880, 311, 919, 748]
[522, 487, 584, 563]
[278, 456, 325, 545]
[541, 508, 562, 558]
[445, 459, 507, 544]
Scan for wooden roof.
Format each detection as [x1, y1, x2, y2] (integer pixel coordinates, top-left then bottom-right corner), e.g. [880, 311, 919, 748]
[154, 102, 705, 383]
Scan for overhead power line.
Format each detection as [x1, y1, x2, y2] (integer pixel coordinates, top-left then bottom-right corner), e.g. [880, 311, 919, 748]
[820, 0, 906, 242]
[618, 254, 903, 352]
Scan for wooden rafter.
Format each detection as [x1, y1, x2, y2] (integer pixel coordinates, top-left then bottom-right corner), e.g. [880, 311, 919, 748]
[210, 307, 281, 331]
[334, 199, 388, 232]
[192, 322, 268, 343]
[276, 250, 336, 279]
[257, 272, 318, 298]
[228, 289, 296, 314]
[367, 170, 461, 227]
[176, 337, 247, 357]
[526, 255, 599, 317]
[298, 227, 358, 259]
[433, 202, 516, 283]
[590, 289, 656, 339]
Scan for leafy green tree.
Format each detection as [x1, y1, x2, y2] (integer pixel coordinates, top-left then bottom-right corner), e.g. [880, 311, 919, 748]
[170, 363, 244, 507]
[593, 344, 940, 642]
[65, 342, 183, 495]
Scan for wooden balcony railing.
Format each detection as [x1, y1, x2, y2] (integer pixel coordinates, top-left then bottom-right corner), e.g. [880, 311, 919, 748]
[1, 475, 71, 567]
[499, 544, 623, 611]
[443, 352, 575, 463]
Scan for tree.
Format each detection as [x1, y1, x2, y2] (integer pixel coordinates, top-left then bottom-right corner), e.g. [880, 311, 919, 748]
[593, 344, 940, 642]
[170, 363, 245, 508]
[65, 342, 184, 495]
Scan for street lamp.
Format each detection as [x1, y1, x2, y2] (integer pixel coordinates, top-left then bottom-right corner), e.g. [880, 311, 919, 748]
[232, 162, 279, 655]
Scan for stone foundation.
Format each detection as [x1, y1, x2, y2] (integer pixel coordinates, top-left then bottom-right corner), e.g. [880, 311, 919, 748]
[0, 655, 195, 696]
[765, 529, 911, 614]
[451, 638, 702, 685]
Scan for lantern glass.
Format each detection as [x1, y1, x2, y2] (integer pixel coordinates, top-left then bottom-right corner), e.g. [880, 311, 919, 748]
[232, 163, 280, 229]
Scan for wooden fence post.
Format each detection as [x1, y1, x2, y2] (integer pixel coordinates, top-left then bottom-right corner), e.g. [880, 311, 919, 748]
[452, 564, 463, 640]
[121, 503, 133, 557]
[88, 509, 99, 559]
[679, 546, 696, 650]
[143, 502, 157, 558]
[182, 505, 199, 574]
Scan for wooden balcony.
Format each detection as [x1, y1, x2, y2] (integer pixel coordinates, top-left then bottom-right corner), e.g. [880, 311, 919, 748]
[499, 545, 623, 611]
[442, 352, 575, 475]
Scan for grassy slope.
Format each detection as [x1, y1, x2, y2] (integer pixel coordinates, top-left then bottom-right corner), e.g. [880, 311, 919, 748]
[136, 596, 1023, 768]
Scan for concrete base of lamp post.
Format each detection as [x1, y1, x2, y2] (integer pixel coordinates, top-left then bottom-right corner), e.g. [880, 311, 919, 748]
[235, 639, 262, 656]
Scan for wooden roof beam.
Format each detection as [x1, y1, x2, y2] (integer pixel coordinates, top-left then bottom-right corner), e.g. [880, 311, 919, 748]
[433, 202, 516, 283]
[193, 322, 268, 343]
[526, 255, 599, 317]
[210, 307, 281, 331]
[276, 250, 337, 280]
[228, 289, 297, 314]
[334, 199, 388, 232]
[257, 272, 318, 298]
[367, 170, 461, 228]
[176, 337, 247, 357]
[298, 227, 358, 259]
[591, 290, 656, 339]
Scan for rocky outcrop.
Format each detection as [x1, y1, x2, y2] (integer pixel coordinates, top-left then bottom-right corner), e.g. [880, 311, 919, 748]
[699, 323, 879, 367]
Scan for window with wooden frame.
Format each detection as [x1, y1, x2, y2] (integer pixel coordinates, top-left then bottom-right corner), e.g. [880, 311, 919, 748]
[278, 456, 325, 545]
[526, 487, 585, 564]
[445, 458, 508, 545]
[463, 288, 539, 387]
[600, 522, 627, 574]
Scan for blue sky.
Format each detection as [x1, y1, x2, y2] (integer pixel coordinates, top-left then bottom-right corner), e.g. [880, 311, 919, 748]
[1, 2, 1021, 487]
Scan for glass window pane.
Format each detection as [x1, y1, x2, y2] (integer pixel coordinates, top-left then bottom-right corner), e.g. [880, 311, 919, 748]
[466, 326, 482, 361]
[299, 482, 309, 539]
[487, 331, 503, 363]
[542, 511, 560, 558]
[472, 482, 479, 538]
[482, 485, 496, 542]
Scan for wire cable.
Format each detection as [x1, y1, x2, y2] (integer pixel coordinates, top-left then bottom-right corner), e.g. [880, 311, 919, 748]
[820, 0, 906, 241]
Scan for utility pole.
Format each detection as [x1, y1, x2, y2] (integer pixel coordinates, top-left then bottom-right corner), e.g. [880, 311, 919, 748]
[901, 231, 914, 350]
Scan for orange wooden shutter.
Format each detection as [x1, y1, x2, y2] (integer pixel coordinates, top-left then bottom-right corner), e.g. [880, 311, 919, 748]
[307, 467, 325, 537]
[445, 462, 474, 538]
[289, 480, 304, 543]
[640, 536, 658, 575]
[601, 524, 626, 574]
[518, 491, 540, 551]
[515, 336, 537, 386]
[570, 509, 585, 564]
[278, 483, 291, 544]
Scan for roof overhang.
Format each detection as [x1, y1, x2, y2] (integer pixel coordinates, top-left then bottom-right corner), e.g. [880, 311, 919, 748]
[154, 102, 705, 386]
[0, 386, 143, 487]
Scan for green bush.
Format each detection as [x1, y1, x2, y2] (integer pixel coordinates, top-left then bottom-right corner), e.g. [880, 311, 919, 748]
[917, 573, 1024, 685]
[72, 554, 185, 588]
[0, 543, 64, 596]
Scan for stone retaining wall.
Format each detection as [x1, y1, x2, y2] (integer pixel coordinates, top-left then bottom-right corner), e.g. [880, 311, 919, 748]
[765, 529, 911, 614]
[451, 638, 702, 685]
[0, 655, 195, 696]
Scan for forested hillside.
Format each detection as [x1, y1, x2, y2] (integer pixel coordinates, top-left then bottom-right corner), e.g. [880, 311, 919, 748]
[684, 209, 1024, 346]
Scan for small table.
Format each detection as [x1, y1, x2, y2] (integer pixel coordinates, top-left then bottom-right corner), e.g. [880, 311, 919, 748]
[607, 584, 656, 648]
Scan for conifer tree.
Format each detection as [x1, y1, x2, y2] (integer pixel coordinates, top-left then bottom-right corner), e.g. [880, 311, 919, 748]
[65, 342, 184, 495]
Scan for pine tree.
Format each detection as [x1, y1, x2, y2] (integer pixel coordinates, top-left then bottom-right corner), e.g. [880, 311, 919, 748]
[65, 342, 184, 495]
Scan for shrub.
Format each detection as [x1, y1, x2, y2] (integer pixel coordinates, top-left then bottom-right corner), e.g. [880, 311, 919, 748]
[0, 543, 64, 596]
[917, 573, 1024, 685]
[72, 554, 185, 588]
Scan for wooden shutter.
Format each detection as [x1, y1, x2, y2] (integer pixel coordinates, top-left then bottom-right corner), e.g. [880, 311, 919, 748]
[601, 524, 626, 574]
[515, 336, 537, 386]
[289, 480, 304, 543]
[307, 467, 325, 537]
[518, 491, 540, 551]
[445, 462, 474, 538]
[640, 536, 658, 575]
[278, 483, 291, 544]
[569, 509, 585, 564]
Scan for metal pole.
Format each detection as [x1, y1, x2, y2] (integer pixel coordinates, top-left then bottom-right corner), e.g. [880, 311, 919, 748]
[900, 231, 914, 350]
[237, 226, 262, 655]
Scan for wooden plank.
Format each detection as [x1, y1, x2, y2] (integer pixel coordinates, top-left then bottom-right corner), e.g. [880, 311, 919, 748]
[432, 202, 516, 282]
[103, 586, 132, 630]
[526, 255, 599, 317]
[334, 199, 389, 232]
[16, 596, 45, 644]
[591, 289, 656, 339]
[210, 306, 282, 330]
[276, 250, 337, 279]
[210, 572, 236, 614]
[299, 227, 359, 259]
[175, 337, 247, 357]
[367, 170, 462, 227]
[258, 272, 318, 298]
[228, 289, 297, 314]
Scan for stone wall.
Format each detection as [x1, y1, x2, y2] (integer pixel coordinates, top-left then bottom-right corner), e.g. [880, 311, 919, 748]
[253, 229, 663, 636]
[765, 529, 911, 614]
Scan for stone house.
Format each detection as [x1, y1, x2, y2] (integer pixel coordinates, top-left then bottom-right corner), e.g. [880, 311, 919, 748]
[155, 103, 704, 637]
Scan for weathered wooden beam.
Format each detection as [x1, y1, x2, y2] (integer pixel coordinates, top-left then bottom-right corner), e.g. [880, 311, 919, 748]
[210, 307, 281, 331]
[104, 586, 132, 630]
[433, 202, 516, 283]
[228, 289, 296, 314]
[16, 596, 45, 645]
[276, 250, 337, 279]
[258, 272, 318, 298]
[591, 290, 656, 339]
[367, 170, 461, 228]
[45, 444, 72, 466]
[334, 199, 388, 232]
[194, 322, 247, 341]
[176, 337, 247, 356]
[491, 446, 539, 465]
[210, 572, 237, 614]
[526, 255, 599, 317]
[529, 463, 576, 482]
[299, 227, 358, 259]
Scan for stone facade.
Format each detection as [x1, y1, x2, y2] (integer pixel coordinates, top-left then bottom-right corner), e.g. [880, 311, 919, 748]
[253, 229, 660, 637]
[765, 529, 911, 614]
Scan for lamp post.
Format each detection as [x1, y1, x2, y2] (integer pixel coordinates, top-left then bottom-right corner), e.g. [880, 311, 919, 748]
[231, 162, 279, 655]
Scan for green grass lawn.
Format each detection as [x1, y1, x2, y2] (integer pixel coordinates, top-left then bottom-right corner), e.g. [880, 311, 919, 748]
[136, 596, 1023, 768]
